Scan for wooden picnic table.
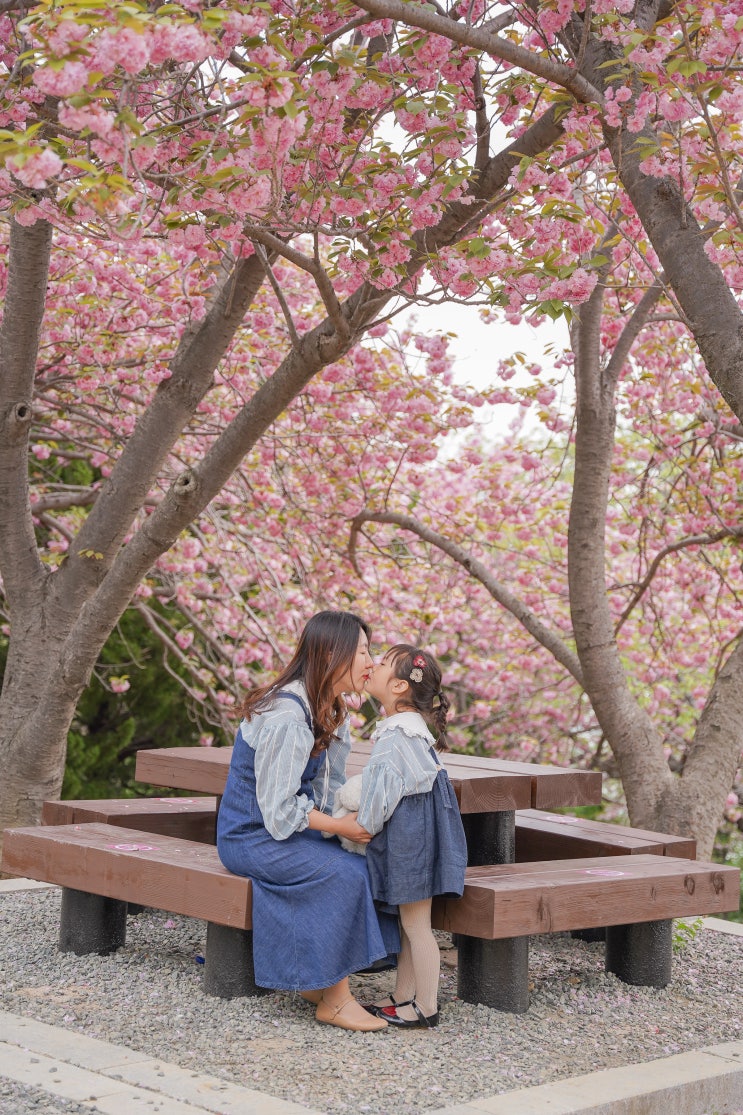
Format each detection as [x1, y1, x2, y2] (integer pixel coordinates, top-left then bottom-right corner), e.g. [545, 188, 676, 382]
[134, 744, 602, 867]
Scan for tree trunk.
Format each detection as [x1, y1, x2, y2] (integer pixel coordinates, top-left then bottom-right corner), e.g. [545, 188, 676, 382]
[567, 269, 742, 859]
[654, 639, 743, 860]
[0, 218, 65, 836]
[568, 281, 675, 824]
[0, 638, 73, 832]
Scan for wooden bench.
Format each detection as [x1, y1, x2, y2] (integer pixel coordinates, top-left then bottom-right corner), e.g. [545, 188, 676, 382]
[3, 824, 739, 1013]
[432, 854, 739, 1012]
[1, 822, 258, 1000]
[515, 809, 697, 861]
[42, 797, 218, 844]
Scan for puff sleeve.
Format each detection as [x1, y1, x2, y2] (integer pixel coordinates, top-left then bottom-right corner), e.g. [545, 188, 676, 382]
[356, 728, 437, 836]
[251, 705, 316, 840]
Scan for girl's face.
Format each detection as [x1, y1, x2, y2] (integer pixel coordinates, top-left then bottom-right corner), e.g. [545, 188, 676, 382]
[332, 628, 374, 697]
[366, 652, 409, 712]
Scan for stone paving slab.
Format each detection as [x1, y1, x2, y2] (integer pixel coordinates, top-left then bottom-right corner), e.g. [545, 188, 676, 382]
[0, 1012, 324, 1115]
[427, 1040, 743, 1114]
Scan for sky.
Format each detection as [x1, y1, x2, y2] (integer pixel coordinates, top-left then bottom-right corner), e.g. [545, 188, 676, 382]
[408, 299, 571, 438]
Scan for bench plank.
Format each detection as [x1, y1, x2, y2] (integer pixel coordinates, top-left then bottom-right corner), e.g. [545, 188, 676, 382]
[432, 855, 738, 939]
[515, 809, 696, 862]
[2, 823, 251, 928]
[42, 798, 219, 844]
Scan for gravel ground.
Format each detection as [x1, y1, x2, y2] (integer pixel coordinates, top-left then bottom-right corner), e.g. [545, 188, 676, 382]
[0, 887, 741, 1115]
[0, 1079, 94, 1115]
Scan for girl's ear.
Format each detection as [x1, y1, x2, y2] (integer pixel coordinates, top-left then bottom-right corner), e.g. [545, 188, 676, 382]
[391, 677, 409, 696]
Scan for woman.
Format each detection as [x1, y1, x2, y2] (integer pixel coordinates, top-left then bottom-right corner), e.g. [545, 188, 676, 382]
[217, 610, 399, 1032]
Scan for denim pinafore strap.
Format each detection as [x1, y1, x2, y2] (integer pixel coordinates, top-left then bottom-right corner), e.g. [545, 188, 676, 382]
[274, 689, 312, 731]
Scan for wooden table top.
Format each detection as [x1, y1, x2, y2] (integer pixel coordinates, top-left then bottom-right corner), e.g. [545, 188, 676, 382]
[135, 744, 602, 813]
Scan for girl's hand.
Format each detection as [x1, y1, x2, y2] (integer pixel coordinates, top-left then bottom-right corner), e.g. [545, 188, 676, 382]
[336, 812, 373, 844]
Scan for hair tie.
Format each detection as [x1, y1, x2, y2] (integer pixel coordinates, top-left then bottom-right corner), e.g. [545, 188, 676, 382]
[409, 654, 426, 683]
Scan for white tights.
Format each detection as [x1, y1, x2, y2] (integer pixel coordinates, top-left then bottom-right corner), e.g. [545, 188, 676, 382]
[390, 898, 440, 1019]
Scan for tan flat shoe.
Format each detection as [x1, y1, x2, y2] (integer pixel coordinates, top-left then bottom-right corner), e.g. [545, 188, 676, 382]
[316, 995, 388, 1032]
[300, 989, 323, 1005]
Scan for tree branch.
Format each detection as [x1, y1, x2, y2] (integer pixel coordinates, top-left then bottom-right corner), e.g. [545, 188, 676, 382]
[351, 0, 604, 106]
[52, 250, 267, 611]
[244, 223, 351, 341]
[604, 280, 664, 386]
[252, 243, 302, 350]
[30, 489, 98, 515]
[350, 510, 585, 686]
[615, 529, 743, 634]
[133, 601, 234, 737]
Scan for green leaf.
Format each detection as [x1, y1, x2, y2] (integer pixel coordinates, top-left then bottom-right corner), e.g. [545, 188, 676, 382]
[516, 155, 533, 181]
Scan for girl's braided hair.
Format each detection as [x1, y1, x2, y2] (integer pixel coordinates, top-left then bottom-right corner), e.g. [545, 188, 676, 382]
[386, 643, 450, 751]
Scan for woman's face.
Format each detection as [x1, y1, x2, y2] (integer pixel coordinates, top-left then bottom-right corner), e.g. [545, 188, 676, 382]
[332, 628, 374, 696]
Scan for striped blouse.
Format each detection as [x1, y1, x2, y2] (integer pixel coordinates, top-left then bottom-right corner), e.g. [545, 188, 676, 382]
[356, 711, 440, 837]
[239, 680, 351, 841]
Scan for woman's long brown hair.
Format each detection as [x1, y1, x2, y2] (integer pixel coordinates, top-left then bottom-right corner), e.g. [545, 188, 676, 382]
[241, 611, 371, 753]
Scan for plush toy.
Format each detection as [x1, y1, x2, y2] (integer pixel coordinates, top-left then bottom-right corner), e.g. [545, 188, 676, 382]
[332, 773, 367, 855]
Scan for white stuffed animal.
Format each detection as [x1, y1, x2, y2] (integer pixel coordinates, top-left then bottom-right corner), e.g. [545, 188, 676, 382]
[332, 773, 367, 855]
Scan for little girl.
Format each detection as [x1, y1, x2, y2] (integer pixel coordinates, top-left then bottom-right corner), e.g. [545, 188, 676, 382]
[356, 644, 467, 1028]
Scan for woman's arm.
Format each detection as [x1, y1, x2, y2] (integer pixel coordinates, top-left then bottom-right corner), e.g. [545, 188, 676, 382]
[252, 709, 316, 840]
[307, 808, 373, 844]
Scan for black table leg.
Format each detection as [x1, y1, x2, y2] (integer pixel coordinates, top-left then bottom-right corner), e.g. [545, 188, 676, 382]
[203, 922, 268, 998]
[456, 810, 528, 1009]
[462, 810, 515, 866]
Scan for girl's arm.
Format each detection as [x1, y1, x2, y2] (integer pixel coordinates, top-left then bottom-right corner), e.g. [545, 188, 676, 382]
[357, 729, 438, 835]
[356, 733, 407, 836]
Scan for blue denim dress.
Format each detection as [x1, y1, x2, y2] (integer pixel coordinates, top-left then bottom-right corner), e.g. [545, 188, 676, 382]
[217, 695, 400, 991]
[365, 752, 467, 909]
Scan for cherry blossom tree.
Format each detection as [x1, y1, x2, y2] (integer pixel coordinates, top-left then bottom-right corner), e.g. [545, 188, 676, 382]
[1, 0, 743, 859]
[351, 280, 743, 859]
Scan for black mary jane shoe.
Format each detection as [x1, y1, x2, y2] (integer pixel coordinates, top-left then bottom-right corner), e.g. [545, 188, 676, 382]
[362, 994, 413, 1018]
[379, 1000, 439, 1029]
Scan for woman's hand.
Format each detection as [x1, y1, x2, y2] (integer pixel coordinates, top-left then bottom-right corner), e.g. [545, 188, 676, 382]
[307, 807, 374, 842]
[335, 812, 373, 844]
